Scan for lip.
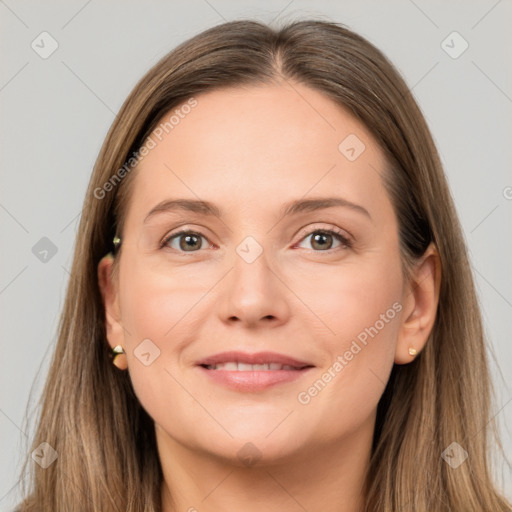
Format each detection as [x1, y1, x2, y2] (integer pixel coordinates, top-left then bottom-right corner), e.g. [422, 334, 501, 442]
[196, 350, 313, 368]
[196, 351, 315, 392]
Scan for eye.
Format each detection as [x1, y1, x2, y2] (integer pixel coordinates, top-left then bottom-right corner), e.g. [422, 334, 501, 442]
[159, 226, 352, 253]
[160, 230, 213, 252]
[296, 228, 352, 252]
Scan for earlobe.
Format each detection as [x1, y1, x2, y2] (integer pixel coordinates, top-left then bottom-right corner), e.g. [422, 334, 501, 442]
[97, 253, 125, 351]
[394, 243, 442, 365]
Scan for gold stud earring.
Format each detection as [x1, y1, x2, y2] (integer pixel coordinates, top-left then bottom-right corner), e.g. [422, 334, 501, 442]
[112, 235, 121, 256]
[408, 347, 417, 357]
[111, 344, 128, 370]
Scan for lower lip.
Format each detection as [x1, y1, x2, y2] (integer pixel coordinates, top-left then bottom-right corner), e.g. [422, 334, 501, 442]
[197, 366, 314, 392]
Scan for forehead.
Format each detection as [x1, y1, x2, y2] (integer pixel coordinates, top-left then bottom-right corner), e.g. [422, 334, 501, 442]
[124, 82, 390, 225]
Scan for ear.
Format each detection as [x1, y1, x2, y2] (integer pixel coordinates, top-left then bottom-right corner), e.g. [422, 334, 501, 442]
[97, 253, 125, 351]
[395, 242, 441, 364]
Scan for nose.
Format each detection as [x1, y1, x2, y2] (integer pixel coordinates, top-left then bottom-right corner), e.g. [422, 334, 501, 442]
[217, 246, 291, 328]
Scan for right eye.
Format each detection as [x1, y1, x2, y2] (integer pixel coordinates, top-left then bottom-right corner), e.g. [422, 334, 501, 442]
[160, 229, 214, 252]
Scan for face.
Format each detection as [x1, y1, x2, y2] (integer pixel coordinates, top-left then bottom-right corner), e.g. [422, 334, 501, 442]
[102, 82, 410, 464]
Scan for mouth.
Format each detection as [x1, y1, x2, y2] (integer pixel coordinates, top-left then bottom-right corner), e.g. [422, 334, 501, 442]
[201, 362, 307, 371]
[196, 351, 314, 391]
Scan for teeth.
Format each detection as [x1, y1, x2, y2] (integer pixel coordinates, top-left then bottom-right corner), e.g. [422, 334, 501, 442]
[205, 362, 299, 371]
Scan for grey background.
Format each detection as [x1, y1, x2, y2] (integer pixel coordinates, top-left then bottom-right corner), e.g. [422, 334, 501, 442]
[1, 0, 511, 508]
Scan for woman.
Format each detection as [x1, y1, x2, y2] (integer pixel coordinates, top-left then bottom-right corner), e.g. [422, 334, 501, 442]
[15, 19, 511, 511]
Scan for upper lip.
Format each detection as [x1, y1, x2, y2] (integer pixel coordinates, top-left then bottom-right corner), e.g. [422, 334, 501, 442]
[196, 351, 314, 369]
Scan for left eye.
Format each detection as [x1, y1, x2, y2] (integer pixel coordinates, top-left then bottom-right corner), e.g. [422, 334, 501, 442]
[297, 229, 351, 251]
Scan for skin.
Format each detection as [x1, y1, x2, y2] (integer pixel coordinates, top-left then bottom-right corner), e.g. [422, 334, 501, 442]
[98, 81, 441, 512]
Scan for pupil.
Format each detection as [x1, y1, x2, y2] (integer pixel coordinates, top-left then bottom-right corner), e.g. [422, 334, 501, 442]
[312, 232, 332, 250]
[180, 234, 201, 251]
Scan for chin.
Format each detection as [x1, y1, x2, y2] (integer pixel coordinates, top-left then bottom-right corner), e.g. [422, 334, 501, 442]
[203, 424, 311, 465]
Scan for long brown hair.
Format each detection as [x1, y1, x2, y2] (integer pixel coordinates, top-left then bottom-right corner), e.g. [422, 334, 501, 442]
[15, 19, 511, 511]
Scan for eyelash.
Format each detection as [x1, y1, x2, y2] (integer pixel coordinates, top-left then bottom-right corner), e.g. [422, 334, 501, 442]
[159, 226, 353, 254]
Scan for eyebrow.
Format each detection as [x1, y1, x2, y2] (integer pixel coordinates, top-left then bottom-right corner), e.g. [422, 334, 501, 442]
[143, 196, 372, 223]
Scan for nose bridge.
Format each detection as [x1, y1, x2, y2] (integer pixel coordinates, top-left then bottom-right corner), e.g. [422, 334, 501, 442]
[232, 238, 272, 291]
[218, 235, 290, 326]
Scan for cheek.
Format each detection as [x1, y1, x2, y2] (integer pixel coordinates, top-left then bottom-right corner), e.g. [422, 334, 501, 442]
[294, 248, 403, 349]
[118, 253, 209, 344]
[116, 258, 200, 423]
[294, 253, 403, 427]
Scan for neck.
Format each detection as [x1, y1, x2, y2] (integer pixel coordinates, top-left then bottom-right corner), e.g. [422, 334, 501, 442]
[157, 420, 374, 512]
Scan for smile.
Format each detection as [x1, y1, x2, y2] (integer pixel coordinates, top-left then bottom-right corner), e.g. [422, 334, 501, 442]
[196, 351, 314, 391]
[202, 362, 303, 371]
